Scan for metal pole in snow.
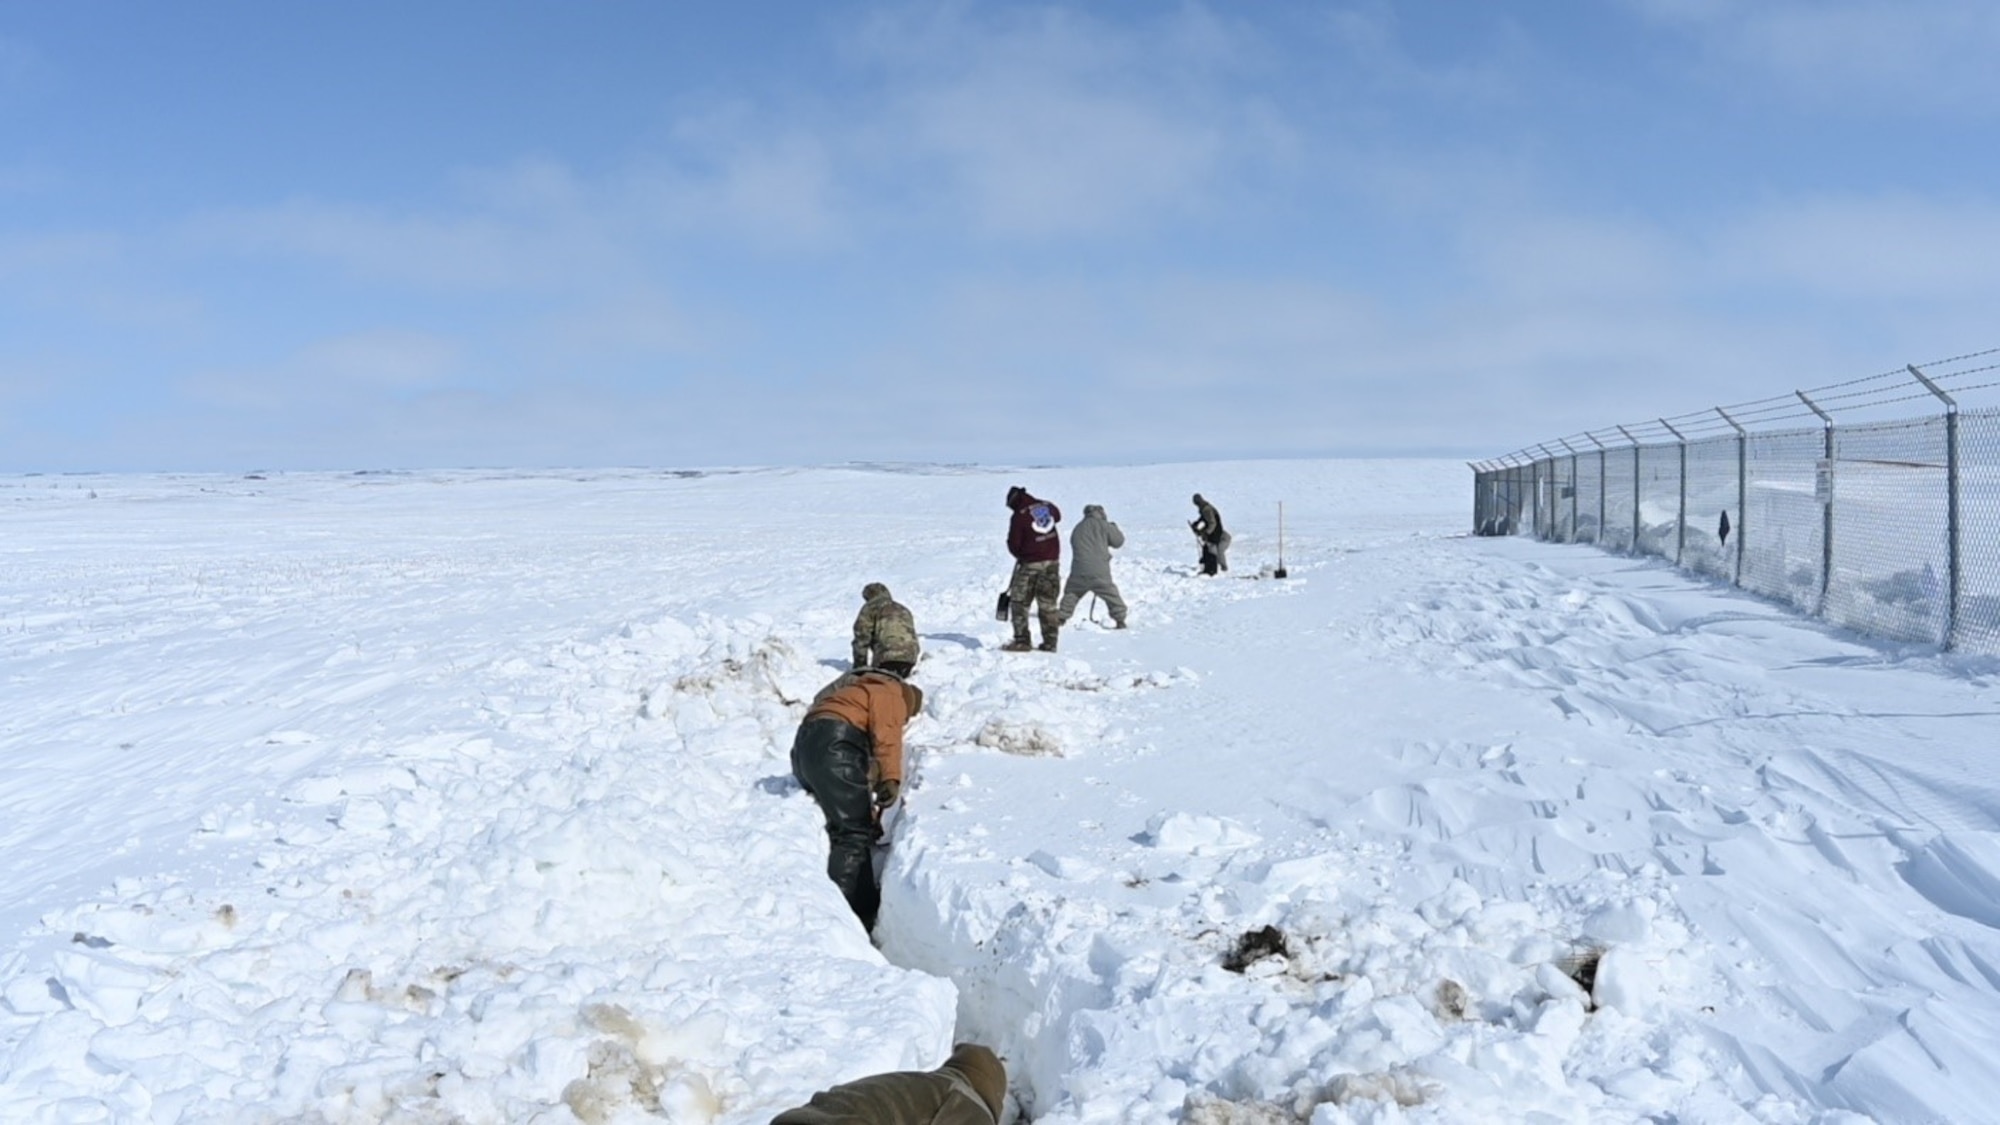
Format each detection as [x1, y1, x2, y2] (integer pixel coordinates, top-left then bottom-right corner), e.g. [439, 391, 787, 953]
[1796, 390, 1835, 616]
[1275, 501, 1288, 579]
[1659, 418, 1688, 566]
[1558, 438, 1580, 543]
[1716, 407, 1747, 587]
[1908, 364, 1960, 649]
[1615, 425, 1641, 553]
[1586, 432, 1607, 546]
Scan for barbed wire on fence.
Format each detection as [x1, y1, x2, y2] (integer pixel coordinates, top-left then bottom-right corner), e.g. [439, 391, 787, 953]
[1473, 348, 2000, 470]
[1467, 347, 2000, 658]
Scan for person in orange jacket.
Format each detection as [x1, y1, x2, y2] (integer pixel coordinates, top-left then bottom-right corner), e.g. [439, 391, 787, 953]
[790, 667, 923, 931]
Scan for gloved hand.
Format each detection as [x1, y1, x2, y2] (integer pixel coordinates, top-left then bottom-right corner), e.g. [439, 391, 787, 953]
[873, 779, 901, 809]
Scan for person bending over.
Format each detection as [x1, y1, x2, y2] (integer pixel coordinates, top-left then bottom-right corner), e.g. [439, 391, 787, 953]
[789, 667, 921, 931]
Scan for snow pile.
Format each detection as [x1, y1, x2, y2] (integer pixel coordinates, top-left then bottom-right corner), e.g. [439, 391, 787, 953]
[6, 461, 2000, 1123]
[3, 609, 953, 1122]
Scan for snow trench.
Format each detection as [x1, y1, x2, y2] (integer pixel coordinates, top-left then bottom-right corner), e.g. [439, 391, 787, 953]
[15, 546, 1989, 1122]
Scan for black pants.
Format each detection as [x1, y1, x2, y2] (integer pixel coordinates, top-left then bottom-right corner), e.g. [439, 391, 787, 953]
[791, 717, 879, 930]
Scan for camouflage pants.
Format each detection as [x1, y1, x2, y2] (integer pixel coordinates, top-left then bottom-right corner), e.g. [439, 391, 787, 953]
[1008, 560, 1061, 643]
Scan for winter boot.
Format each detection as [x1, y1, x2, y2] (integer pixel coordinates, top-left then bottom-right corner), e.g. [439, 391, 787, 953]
[1037, 628, 1059, 653]
[1001, 637, 1034, 652]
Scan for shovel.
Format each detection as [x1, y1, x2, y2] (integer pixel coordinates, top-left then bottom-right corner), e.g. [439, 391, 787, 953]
[1273, 501, 1288, 579]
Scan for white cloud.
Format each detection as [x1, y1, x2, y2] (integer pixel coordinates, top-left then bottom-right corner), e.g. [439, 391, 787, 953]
[1717, 195, 2000, 300]
[181, 330, 462, 412]
[1455, 214, 1684, 304]
[640, 110, 847, 249]
[849, 4, 1290, 238]
[540, 290, 701, 360]
[1316, 2, 1530, 106]
[295, 330, 461, 390]
[1625, 0, 2000, 111]
[0, 231, 121, 281]
[901, 73, 1225, 238]
[183, 195, 627, 292]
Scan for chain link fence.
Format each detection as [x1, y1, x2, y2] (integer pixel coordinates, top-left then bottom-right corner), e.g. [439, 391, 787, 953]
[1471, 352, 2000, 656]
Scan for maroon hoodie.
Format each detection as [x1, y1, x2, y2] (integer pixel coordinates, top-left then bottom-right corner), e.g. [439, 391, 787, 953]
[1005, 487, 1062, 563]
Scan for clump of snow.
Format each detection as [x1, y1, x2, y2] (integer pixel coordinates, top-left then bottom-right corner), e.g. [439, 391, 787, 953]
[1145, 811, 1262, 854]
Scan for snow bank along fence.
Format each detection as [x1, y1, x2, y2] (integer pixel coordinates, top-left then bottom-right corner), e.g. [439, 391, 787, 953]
[1470, 349, 2000, 656]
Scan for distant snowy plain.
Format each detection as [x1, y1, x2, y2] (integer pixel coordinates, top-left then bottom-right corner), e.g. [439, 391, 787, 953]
[4, 460, 1999, 1123]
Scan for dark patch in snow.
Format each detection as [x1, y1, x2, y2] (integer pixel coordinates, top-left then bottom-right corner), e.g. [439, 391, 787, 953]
[1222, 925, 1290, 973]
[1434, 979, 1469, 1020]
[1561, 948, 1602, 1008]
[755, 775, 802, 798]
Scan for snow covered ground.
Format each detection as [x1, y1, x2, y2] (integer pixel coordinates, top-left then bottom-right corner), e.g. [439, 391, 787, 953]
[4, 461, 1999, 1123]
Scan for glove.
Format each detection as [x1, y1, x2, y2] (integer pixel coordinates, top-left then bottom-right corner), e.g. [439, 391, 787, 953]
[873, 779, 901, 808]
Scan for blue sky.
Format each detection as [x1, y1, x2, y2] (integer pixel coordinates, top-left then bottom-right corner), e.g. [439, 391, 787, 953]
[3, 1, 1996, 471]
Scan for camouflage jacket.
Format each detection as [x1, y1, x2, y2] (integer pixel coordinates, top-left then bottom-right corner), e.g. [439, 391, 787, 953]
[852, 586, 920, 669]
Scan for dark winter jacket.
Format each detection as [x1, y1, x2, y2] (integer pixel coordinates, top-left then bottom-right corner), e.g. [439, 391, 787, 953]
[771, 1044, 1006, 1124]
[1005, 487, 1062, 564]
[1192, 494, 1225, 543]
[1067, 505, 1124, 583]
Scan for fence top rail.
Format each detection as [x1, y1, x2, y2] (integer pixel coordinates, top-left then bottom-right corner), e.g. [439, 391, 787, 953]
[1476, 348, 2000, 469]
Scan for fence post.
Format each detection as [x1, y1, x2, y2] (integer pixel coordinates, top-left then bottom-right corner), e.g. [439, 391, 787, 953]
[1504, 456, 1520, 532]
[1797, 391, 1835, 616]
[1530, 454, 1544, 539]
[1659, 418, 1688, 566]
[1587, 432, 1608, 546]
[1908, 363, 1961, 650]
[1534, 445, 1558, 540]
[1511, 458, 1522, 535]
[1717, 407, 1746, 586]
[1559, 438, 1580, 543]
[1468, 462, 1481, 533]
[1515, 456, 1528, 535]
[1616, 425, 1641, 553]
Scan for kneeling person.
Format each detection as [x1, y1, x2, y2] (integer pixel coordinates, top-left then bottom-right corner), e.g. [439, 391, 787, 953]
[790, 667, 922, 931]
[852, 581, 920, 675]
